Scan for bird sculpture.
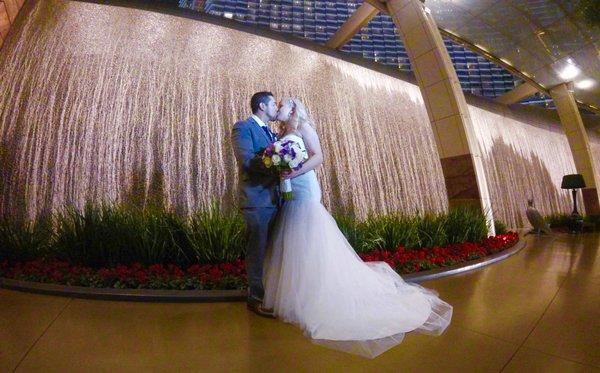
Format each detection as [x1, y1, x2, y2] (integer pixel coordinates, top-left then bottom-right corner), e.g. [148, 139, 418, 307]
[525, 199, 552, 235]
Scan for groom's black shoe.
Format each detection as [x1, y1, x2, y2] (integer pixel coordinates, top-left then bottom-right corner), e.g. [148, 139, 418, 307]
[247, 298, 276, 319]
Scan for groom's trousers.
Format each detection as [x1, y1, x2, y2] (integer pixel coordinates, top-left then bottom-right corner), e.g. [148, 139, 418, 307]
[241, 206, 279, 301]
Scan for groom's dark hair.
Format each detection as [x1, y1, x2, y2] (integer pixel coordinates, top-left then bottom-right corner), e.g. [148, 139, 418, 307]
[251, 91, 274, 114]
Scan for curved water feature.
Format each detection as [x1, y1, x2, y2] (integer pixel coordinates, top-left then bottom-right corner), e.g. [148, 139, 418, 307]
[0, 0, 589, 229]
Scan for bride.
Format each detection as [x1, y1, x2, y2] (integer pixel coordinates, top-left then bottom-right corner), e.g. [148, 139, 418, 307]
[262, 97, 453, 359]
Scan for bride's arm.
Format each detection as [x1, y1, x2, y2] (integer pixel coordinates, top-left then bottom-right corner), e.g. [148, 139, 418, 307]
[283, 123, 323, 179]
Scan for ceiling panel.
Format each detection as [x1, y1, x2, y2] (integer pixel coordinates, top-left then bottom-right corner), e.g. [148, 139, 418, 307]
[427, 0, 599, 110]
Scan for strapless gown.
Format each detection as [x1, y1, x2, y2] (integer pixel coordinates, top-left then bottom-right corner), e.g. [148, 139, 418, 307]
[263, 134, 452, 358]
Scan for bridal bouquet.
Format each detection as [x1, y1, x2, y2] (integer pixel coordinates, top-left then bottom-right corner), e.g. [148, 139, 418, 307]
[262, 139, 305, 200]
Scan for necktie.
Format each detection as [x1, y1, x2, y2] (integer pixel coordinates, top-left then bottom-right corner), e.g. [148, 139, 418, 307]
[261, 125, 274, 142]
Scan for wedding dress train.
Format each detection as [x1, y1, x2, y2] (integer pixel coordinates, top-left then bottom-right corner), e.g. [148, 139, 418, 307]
[263, 134, 452, 358]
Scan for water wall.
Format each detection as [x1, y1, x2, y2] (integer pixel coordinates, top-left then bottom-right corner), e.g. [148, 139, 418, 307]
[0, 0, 592, 228]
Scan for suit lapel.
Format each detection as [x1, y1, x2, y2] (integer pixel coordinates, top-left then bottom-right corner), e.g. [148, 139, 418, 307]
[249, 116, 272, 144]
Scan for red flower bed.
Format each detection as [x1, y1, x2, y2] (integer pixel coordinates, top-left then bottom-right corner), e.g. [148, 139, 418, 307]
[359, 232, 519, 273]
[0, 232, 518, 290]
[0, 259, 247, 290]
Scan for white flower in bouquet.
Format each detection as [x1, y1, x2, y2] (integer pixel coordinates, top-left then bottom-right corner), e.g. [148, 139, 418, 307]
[261, 139, 306, 200]
[291, 144, 305, 159]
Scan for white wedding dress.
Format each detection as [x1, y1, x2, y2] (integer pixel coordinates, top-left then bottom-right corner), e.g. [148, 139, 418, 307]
[263, 134, 452, 358]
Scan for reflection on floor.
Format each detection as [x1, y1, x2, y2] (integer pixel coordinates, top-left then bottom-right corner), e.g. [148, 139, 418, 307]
[1, 234, 599, 372]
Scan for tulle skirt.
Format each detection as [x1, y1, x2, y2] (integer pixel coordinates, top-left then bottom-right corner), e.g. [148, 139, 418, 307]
[263, 199, 452, 358]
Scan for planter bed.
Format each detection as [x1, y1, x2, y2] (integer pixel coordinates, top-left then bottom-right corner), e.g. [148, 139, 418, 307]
[0, 232, 519, 293]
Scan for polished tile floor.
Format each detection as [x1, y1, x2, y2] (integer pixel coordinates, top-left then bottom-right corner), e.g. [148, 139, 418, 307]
[1, 234, 599, 372]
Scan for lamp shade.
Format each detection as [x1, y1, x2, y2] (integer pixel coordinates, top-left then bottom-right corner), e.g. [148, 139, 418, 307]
[561, 174, 586, 189]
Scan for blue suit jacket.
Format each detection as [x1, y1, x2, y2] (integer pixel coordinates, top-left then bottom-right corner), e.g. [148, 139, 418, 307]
[231, 117, 279, 208]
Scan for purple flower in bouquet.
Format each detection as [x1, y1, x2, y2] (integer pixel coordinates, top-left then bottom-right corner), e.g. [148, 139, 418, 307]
[261, 139, 307, 199]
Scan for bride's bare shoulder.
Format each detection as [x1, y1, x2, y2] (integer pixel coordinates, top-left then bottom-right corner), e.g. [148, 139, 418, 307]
[298, 122, 317, 137]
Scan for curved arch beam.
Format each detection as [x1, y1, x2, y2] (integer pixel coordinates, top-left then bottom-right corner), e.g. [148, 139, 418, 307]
[326, 3, 379, 50]
[386, 0, 495, 234]
[551, 83, 600, 215]
[495, 82, 540, 106]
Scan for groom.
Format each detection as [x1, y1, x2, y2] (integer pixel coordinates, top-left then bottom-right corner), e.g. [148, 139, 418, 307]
[231, 91, 280, 318]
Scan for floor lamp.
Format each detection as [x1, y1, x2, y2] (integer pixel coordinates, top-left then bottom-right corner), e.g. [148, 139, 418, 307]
[561, 174, 586, 232]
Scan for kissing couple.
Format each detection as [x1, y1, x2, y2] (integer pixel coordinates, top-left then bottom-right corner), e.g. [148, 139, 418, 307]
[231, 91, 452, 358]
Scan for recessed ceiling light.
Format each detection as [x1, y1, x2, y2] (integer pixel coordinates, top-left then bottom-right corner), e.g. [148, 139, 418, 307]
[559, 64, 580, 80]
[575, 79, 595, 90]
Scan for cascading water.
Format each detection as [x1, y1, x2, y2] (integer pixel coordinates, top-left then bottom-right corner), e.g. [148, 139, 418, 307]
[0, 0, 448, 221]
[469, 102, 579, 228]
[0, 0, 591, 229]
[587, 129, 600, 186]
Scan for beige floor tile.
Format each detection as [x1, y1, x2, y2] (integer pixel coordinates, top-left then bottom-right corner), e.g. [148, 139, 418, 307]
[16, 301, 517, 373]
[502, 347, 599, 373]
[524, 274, 600, 368]
[3, 233, 600, 371]
[422, 236, 573, 344]
[0, 290, 71, 372]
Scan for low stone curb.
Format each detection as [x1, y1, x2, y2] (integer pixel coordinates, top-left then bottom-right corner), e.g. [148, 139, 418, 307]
[0, 279, 247, 302]
[403, 238, 526, 282]
[0, 238, 526, 302]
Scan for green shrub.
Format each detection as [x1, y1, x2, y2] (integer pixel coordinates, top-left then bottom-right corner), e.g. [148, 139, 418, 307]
[417, 213, 448, 248]
[444, 206, 488, 244]
[583, 215, 600, 231]
[52, 204, 191, 267]
[187, 203, 246, 263]
[545, 213, 571, 228]
[363, 207, 487, 249]
[364, 214, 421, 250]
[334, 213, 382, 253]
[0, 215, 51, 262]
[494, 220, 508, 235]
[0, 202, 491, 267]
